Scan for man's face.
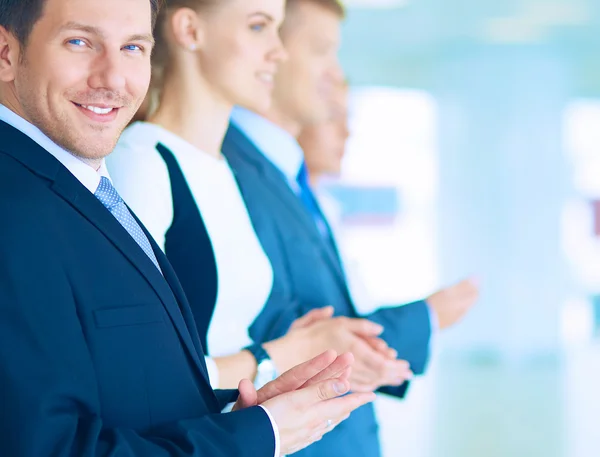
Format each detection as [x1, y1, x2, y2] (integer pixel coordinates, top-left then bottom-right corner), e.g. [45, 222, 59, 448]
[271, 2, 342, 126]
[298, 102, 349, 177]
[0, 0, 154, 165]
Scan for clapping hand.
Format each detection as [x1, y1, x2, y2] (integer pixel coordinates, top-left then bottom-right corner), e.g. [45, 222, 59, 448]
[233, 350, 375, 455]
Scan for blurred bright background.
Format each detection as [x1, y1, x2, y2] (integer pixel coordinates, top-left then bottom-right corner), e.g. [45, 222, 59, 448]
[320, 1, 600, 455]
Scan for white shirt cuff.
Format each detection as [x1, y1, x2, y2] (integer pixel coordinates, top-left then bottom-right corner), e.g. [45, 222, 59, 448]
[204, 356, 220, 389]
[258, 404, 281, 457]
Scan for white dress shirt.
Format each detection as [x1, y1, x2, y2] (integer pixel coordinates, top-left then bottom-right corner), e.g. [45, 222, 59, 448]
[1, 106, 280, 457]
[0, 104, 110, 188]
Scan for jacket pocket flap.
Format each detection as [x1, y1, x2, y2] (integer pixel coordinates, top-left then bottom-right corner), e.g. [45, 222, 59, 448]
[94, 305, 164, 328]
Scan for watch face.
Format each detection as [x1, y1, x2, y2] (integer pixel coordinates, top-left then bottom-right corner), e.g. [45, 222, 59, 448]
[256, 359, 278, 388]
[259, 359, 277, 377]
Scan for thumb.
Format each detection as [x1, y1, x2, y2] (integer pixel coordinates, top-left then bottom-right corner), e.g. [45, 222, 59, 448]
[344, 318, 384, 337]
[233, 378, 257, 411]
[290, 306, 334, 330]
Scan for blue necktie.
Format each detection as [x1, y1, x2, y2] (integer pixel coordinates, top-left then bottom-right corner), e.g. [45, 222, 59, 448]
[296, 163, 331, 239]
[296, 164, 347, 282]
[94, 177, 162, 273]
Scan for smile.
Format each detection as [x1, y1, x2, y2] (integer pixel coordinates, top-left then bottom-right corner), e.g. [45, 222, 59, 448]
[73, 102, 120, 123]
[257, 72, 274, 84]
[75, 104, 115, 115]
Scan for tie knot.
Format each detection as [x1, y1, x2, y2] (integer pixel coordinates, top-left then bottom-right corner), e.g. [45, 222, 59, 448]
[94, 176, 122, 210]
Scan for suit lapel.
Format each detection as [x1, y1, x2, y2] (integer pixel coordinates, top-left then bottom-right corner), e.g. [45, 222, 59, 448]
[0, 121, 214, 396]
[132, 210, 212, 383]
[226, 124, 350, 292]
[229, 126, 319, 235]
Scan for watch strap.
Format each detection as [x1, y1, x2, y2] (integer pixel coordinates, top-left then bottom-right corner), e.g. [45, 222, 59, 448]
[243, 343, 271, 365]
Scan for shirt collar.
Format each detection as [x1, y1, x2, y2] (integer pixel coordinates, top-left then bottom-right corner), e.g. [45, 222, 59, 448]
[231, 106, 304, 186]
[0, 103, 109, 194]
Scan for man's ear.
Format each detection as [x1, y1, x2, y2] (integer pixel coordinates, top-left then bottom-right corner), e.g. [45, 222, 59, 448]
[0, 26, 19, 83]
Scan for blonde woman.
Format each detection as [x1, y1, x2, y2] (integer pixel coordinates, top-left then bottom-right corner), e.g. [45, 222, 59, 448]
[108, 0, 409, 399]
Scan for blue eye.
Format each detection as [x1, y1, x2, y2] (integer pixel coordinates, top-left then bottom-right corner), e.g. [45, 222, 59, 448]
[68, 39, 86, 47]
[250, 23, 265, 32]
[123, 44, 142, 52]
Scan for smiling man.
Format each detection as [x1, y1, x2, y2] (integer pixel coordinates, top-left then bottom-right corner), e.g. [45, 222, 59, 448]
[1, 3, 153, 165]
[0, 0, 376, 455]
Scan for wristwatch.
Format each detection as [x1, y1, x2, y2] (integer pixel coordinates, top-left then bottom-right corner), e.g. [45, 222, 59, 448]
[244, 343, 278, 388]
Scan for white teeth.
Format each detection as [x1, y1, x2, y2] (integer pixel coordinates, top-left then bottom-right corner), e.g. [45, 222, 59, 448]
[81, 105, 114, 115]
[258, 73, 274, 83]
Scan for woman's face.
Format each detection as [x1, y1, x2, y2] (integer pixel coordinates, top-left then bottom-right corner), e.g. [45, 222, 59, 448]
[197, 0, 287, 112]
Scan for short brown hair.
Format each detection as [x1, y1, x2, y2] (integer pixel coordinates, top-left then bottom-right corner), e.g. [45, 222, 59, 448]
[286, 0, 346, 18]
[0, 0, 163, 46]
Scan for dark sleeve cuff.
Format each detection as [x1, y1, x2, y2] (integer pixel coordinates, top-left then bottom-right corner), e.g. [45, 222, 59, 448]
[367, 300, 432, 375]
[214, 389, 239, 410]
[378, 381, 411, 399]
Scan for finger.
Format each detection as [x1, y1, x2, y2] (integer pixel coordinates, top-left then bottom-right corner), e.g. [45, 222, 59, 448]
[299, 352, 354, 389]
[290, 306, 335, 330]
[349, 367, 398, 390]
[397, 370, 415, 386]
[344, 318, 384, 337]
[348, 358, 382, 383]
[292, 377, 352, 408]
[349, 368, 380, 387]
[348, 380, 379, 393]
[232, 378, 257, 411]
[356, 341, 409, 377]
[257, 350, 337, 404]
[389, 359, 410, 372]
[379, 359, 413, 383]
[352, 339, 389, 373]
[461, 276, 480, 290]
[350, 363, 413, 390]
[352, 341, 413, 383]
[310, 391, 376, 421]
[363, 337, 397, 360]
[455, 279, 480, 303]
[386, 347, 398, 359]
[337, 366, 352, 383]
[364, 337, 389, 353]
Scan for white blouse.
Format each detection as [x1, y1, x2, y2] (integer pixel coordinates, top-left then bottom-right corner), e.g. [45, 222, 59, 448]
[107, 122, 274, 388]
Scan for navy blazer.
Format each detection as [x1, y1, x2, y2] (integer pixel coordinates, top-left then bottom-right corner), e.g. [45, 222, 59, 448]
[222, 123, 434, 457]
[0, 120, 275, 457]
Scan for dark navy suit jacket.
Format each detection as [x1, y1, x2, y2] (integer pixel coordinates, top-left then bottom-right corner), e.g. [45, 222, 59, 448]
[0, 120, 275, 457]
[222, 122, 433, 457]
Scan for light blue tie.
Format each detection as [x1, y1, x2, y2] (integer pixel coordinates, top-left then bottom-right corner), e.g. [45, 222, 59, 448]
[94, 177, 162, 273]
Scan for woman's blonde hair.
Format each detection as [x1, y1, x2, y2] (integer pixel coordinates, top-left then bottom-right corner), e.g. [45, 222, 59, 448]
[139, 0, 220, 120]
